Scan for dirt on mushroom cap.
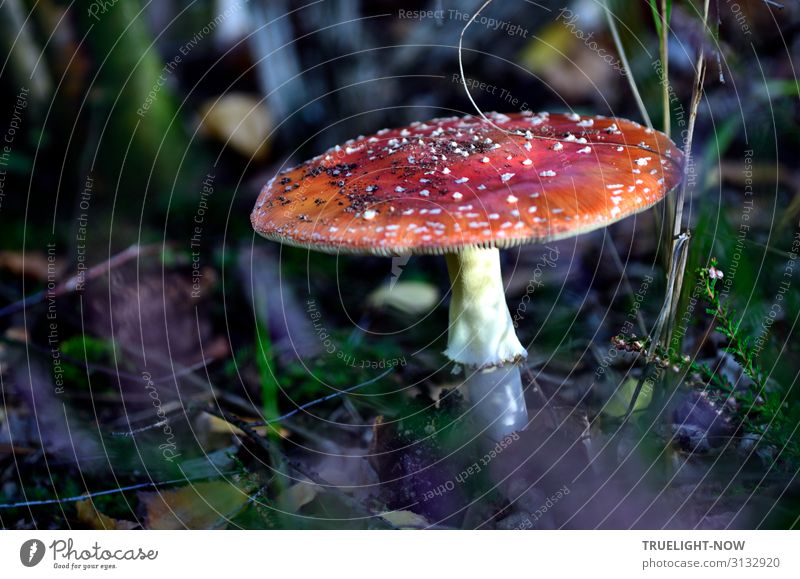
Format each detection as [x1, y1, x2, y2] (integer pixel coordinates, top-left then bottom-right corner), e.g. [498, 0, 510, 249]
[251, 111, 684, 255]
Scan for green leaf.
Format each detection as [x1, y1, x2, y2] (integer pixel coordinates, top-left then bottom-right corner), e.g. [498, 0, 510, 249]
[647, 0, 672, 38]
[255, 319, 279, 435]
[603, 377, 653, 418]
[648, 0, 662, 36]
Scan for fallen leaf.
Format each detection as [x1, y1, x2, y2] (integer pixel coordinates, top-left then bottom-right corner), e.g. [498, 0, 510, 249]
[140, 480, 255, 529]
[200, 93, 271, 159]
[277, 481, 319, 513]
[602, 376, 653, 418]
[76, 500, 138, 530]
[379, 510, 430, 529]
[368, 280, 439, 316]
[0, 251, 64, 281]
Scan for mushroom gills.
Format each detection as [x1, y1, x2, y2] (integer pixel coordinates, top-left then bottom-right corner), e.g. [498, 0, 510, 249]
[445, 247, 528, 439]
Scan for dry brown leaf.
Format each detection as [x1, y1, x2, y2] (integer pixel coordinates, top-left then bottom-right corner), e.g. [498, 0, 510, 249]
[76, 500, 138, 530]
[0, 251, 64, 281]
[140, 480, 254, 530]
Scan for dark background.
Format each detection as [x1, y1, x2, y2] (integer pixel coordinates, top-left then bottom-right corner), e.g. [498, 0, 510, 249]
[0, 0, 798, 529]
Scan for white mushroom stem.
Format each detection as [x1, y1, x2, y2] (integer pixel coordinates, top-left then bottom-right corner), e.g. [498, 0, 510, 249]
[445, 247, 528, 440]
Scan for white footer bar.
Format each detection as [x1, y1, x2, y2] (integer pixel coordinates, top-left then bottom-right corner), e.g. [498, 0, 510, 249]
[2, 530, 797, 578]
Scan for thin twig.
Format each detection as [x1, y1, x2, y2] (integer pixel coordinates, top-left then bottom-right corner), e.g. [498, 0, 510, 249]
[458, 0, 506, 133]
[650, 231, 691, 357]
[2, 336, 214, 387]
[658, 0, 710, 354]
[0, 473, 236, 510]
[0, 244, 164, 318]
[603, 1, 653, 128]
[659, 0, 670, 137]
[110, 368, 394, 437]
[672, 18, 708, 241]
[235, 367, 393, 427]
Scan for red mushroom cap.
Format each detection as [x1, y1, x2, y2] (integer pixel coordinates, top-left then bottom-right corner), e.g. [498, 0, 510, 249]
[251, 112, 683, 255]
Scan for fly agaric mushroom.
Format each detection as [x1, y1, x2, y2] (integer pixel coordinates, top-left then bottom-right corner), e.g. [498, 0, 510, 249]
[252, 111, 683, 441]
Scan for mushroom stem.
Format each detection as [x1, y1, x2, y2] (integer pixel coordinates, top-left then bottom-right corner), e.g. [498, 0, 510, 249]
[445, 247, 528, 439]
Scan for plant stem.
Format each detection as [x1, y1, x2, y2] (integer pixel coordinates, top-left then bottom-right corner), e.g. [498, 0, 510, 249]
[660, 0, 670, 137]
[659, 0, 709, 355]
[463, 364, 527, 442]
[445, 247, 528, 439]
[444, 248, 526, 368]
[603, 1, 653, 128]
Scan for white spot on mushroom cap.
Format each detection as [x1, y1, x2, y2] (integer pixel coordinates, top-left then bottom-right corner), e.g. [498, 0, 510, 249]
[540, 170, 556, 177]
[507, 194, 518, 203]
[501, 173, 515, 182]
[363, 210, 377, 220]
